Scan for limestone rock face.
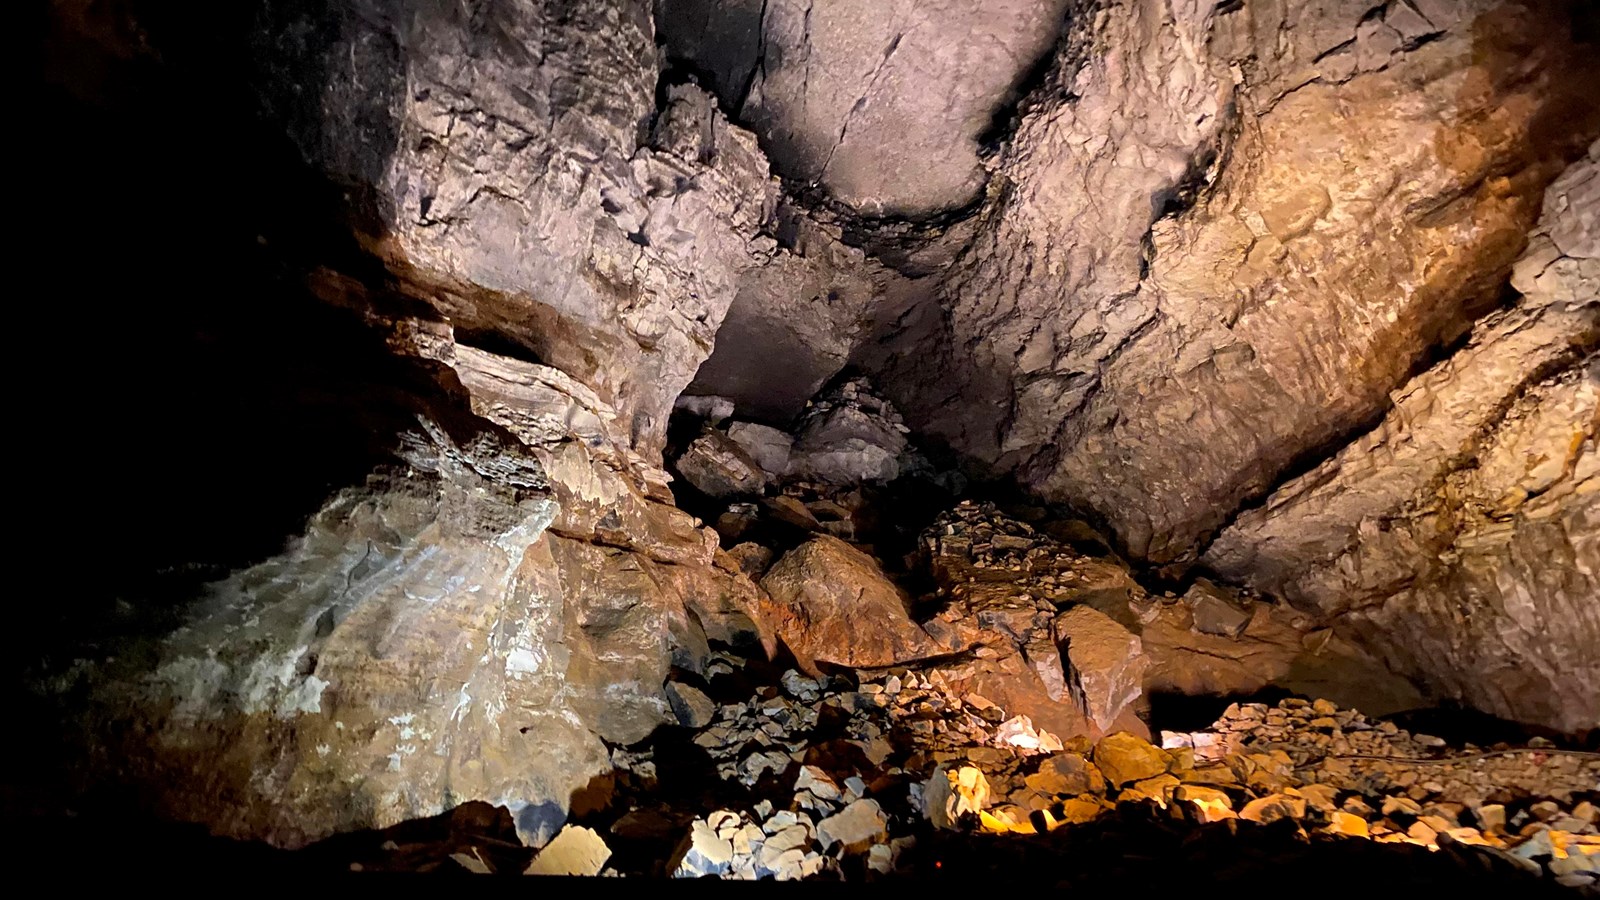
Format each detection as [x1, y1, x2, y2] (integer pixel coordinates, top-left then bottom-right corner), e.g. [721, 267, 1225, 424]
[875, 0, 1600, 566]
[251, 1, 782, 455]
[78, 294, 770, 849]
[675, 431, 769, 498]
[1206, 146, 1600, 733]
[659, 0, 1071, 218]
[758, 535, 943, 674]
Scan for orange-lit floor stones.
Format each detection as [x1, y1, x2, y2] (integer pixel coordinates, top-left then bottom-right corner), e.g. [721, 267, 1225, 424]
[585, 664, 1598, 885]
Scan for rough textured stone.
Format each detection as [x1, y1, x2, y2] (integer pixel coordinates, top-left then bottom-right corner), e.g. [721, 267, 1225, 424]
[672, 818, 735, 878]
[1054, 605, 1148, 733]
[675, 430, 769, 497]
[1206, 146, 1600, 733]
[526, 825, 612, 876]
[758, 536, 943, 674]
[816, 799, 889, 853]
[1093, 732, 1170, 788]
[726, 421, 795, 478]
[874, 0, 1600, 568]
[666, 681, 718, 729]
[660, 0, 1072, 217]
[1186, 580, 1253, 639]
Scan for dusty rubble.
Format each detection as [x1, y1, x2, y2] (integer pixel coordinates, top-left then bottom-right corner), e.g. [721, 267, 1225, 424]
[506, 660, 1600, 887]
[676, 378, 918, 496]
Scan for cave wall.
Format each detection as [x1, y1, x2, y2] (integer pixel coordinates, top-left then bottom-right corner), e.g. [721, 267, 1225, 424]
[32, 0, 1600, 851]
[873, 0, 1598, 568]
[1206, 146, 1599, 733]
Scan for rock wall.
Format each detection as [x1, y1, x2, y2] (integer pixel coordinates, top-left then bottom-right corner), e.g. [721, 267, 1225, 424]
[252, 0, 780, 453]
[81, 287, 770, 848]
[1206, 146, 1600, 733]
[660, 0, 1073, 218]
[873, 0, 1600, 567]
[46, 0, 786, 847]
[38, 0, 1600, 855]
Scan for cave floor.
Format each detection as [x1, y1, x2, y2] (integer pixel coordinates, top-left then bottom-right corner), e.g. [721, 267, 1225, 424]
[15, 652, 1597, 890]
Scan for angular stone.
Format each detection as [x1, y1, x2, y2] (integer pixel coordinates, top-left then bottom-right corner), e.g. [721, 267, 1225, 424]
[675, 431, 767, 498]
[764, 495, 823, 531]
[1326, 811, 1370, 838]
[666, 681, 716, 729]
[672, 819, 734, 878]
[816, 799, 889, 853]
[726, 421, 795, 478]
[1026, 754, 1106, 797]
[1239, 794, 1308, 824]
[788, 441, 902, 485]
[725, 542, 776, 577]
[526, 825, 612, 876]
[1174, 785, 1236, 823]
[1051, 797, 1106, 826]
[1093, 733, 1170, 787]
[795, 765, 843, 802]
[1124, 773, 1181, 806]
[1185, 579, 1253, 638]
[1055, 606, 1148, 732]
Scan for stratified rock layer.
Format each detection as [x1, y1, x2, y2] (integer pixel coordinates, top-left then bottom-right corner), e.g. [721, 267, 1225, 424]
[660, 0, 1071, 217]
[1206, 145, 1600, 734]
[875, 0, 1600, 567]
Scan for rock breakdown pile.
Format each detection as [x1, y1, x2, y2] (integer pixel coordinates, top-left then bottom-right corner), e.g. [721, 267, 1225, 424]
[675, 377, 923, 499]
[913, 502, 1422, 730]
[498, 664, 1597, 886]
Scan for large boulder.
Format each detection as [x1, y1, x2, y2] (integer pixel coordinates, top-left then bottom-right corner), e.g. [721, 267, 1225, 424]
[758, 535, 943, 673]
[1053, 605, 1149, 733]
[675, 431, 768, 498]
[725, 421, 795, 478]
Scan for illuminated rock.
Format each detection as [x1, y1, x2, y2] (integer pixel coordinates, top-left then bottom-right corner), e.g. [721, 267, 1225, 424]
[1055, 605, 1149, 732]
[759, 535, 944, 673]
[1094, 733, 1171, 788]
[817, 799, 889, 853]
[526, 825, 612, 876]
